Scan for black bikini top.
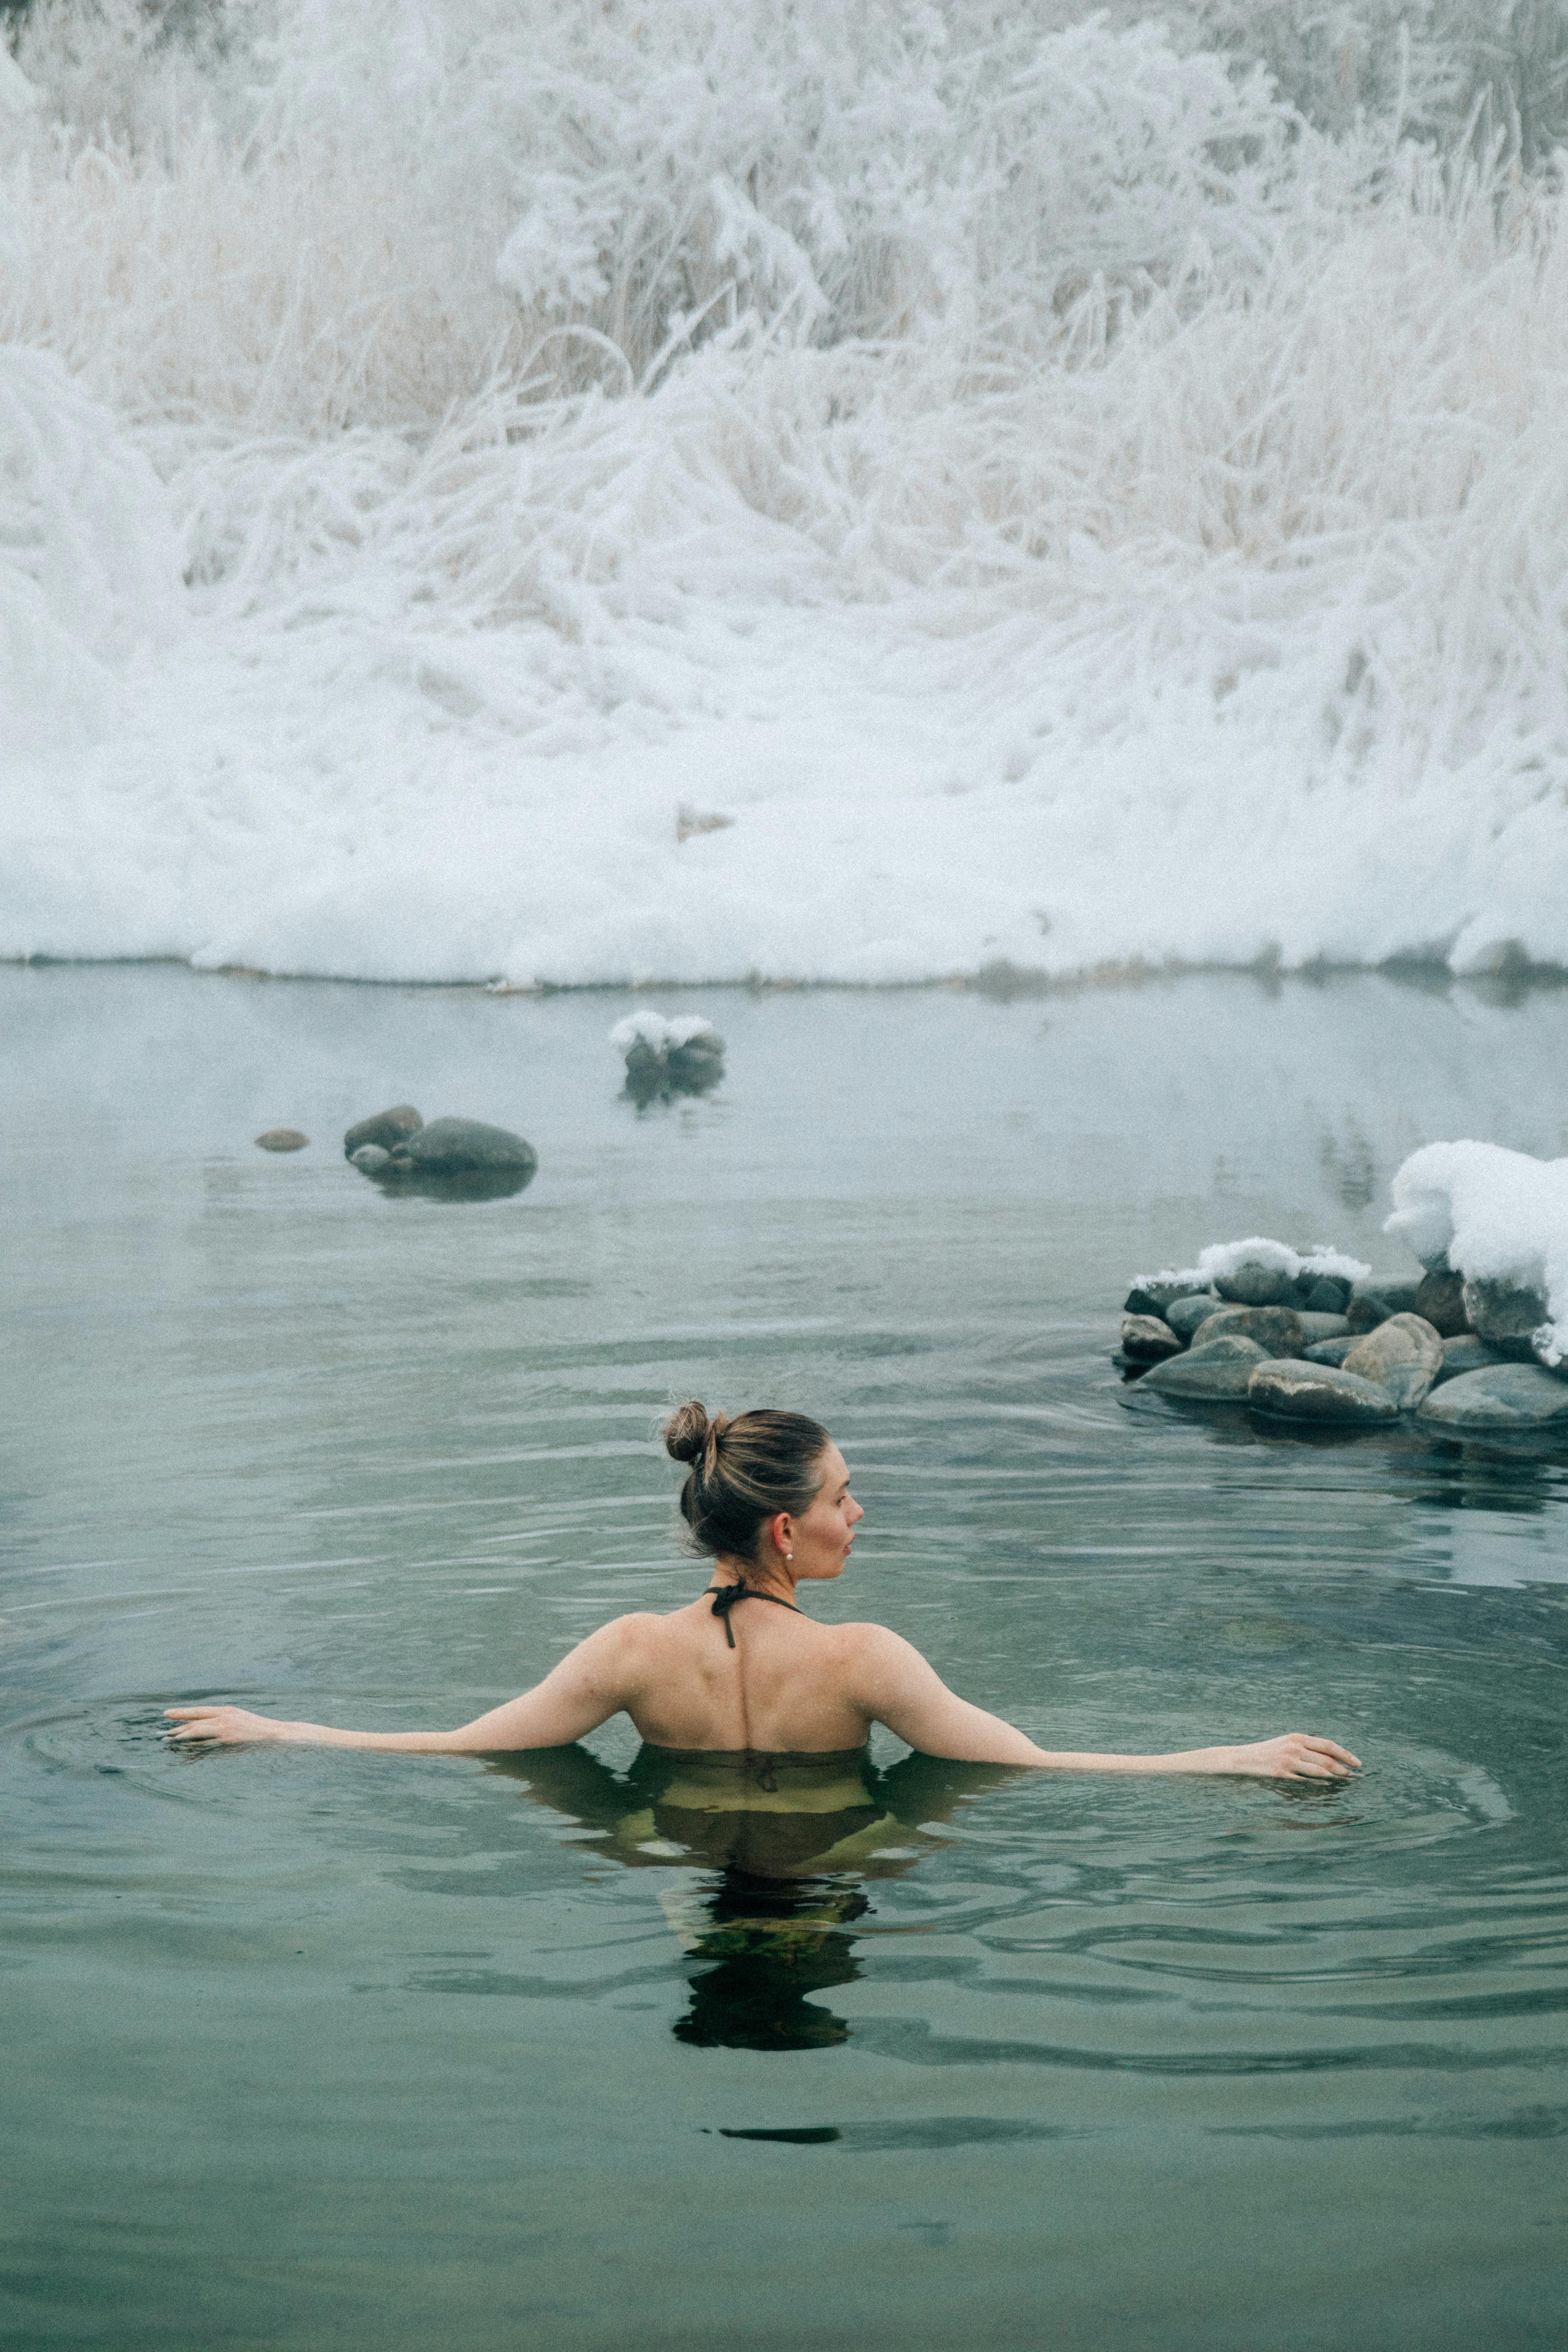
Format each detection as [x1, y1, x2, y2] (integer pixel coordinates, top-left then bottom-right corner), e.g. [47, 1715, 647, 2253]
[704, 1581, 801, 1650]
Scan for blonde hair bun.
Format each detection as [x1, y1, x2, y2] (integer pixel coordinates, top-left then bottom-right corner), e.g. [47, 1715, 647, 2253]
[662, 1399, 711, 1465]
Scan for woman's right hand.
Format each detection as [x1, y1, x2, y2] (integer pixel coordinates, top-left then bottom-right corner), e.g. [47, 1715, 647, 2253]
[1216, 1733, 1361, 1779]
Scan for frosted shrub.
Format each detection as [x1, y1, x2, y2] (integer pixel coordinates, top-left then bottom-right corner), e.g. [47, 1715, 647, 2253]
[4, 2, 1568, 982]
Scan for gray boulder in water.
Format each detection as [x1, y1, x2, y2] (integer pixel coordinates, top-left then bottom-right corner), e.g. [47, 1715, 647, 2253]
[1295, 1311, 1350, 1345]
[1431, 1334, 1506, 1386]
[344, 1103, 423, 1159]
[1138, 1334, 1270, 1401]
[611, 1013, 725, 1104]
[350, 1143, 393, 1174]
[1345, 1276, 1422, 1333]
[1247, 1359, 1399, 1425]
[255, 1127, 309, 1152]
[1164, 1293, 1227, 1343]
[1213, 1260, 1297, 1307]
[1412, 1270, 1469, 1338]
[1123, 1276, 1210, 1318]
[1120, 1313, 1182, 1363]
[1302, 1334, 1361, 1368]
[398, 1118, 537, 1176]
[1342, 1312, 1445, 1411]
[1460, 1276, 1549, 1361]
[1199, 1304, 1306, 1356]
[1417, 1363, 1568, 1432]
[1298, 1273, 1354, 1314]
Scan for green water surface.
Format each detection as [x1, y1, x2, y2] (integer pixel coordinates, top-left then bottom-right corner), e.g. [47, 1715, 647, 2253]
[3, 966, 1566, 2350]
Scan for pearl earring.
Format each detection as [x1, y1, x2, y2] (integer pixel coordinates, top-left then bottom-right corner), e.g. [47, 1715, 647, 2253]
[785, 1551, 793, 1561]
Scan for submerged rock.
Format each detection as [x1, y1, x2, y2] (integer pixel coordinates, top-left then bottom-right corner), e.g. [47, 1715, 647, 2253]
[1247, 1360, 1399, 1425]
[1303, 1334, 1361, 1368]
[1417, 1363, 1568, 1433]
[343, 1103, 422, 1159]
[1120, 1313, 1182, 1363]
[1200, 1304, 1305, 1356]
[1345, 1277, 1422, 1334]
[1214, 1260, 1297, 1307]
[1342, 1312, 1445, 1411]
[254, 1127, 309, 1152]
[1124, 1277, 1210, 1319]
[1139, 1334, 1270, 1401]
[1412, 1270, 1469, 1338]
[1164, 1294, 1227, 1343]
[1461, 1276, 1549, 1361]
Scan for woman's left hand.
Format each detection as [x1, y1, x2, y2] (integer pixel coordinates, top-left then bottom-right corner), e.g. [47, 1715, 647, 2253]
[1218, 1733, 1361, 1779]
[164, 1706, 296, 1747]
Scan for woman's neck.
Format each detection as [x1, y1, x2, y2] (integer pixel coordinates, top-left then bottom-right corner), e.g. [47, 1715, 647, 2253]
[710, 1552, 798, 1605]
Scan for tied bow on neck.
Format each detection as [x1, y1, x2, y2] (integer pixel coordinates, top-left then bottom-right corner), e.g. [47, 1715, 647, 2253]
[704, 1580, 800, 1648]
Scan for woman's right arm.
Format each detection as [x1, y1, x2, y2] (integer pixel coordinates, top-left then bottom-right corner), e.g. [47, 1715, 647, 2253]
[847, 1627, 1360, 1780]
[164, 1617, 649, 1754]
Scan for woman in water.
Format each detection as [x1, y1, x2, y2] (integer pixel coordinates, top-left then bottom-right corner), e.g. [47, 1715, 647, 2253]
[165, 1402, 1359, 1779]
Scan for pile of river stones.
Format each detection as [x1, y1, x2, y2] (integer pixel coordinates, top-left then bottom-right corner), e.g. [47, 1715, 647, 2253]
[1119, 1258, 1568, 1434]
[342, 1104, 537, 1196]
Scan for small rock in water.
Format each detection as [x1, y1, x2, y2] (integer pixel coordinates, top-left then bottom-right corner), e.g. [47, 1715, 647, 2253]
[1214, 1260, 1296, 1307]
[350, 1143, 392, 1174]
[254, 1128, 309, 1152]
[611, 1011, 725, 1105]
[1417, 1363, 1568, 1433]
[1299, 1274, 1353, 1314]
[344, 1104, 423, 1159]
[1200, 1304, 1305, 1356]
[1345, 1277, 1422, 1334]
[1342, 1313, 1445, 1412]
[1163, 1294, 1227, 1343]
[1303, 1335, 1361, 1367]
[400, 1118, 537, 1175]
[1295, 1312, 1350, 1345]
[1138, 1335, 1269, 1401]
[1120, 1313, 1182, 1363]
[1460, 1276, 1549, 1361]
[1432, 1334, 1505, 1387]
[1247, 1360, 1399, 1425]
[1412, 1270, 1469, 1338]
[1123, 1277, 1210, 1319]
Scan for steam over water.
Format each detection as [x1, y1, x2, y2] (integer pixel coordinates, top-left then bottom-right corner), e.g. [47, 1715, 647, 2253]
[4, 965, 1568, 2348]
[4, 2, 1568, 984]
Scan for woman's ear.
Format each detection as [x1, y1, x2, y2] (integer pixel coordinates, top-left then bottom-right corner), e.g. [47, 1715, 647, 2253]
[769, 1511, 792, 1557]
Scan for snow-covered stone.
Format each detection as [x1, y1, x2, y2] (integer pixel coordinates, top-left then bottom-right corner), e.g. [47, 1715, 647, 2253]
[1387, 1143, 1568, 1366]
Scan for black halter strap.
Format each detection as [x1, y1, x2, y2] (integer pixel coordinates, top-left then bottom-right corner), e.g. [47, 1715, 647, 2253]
[704, 1581, 801, 1649]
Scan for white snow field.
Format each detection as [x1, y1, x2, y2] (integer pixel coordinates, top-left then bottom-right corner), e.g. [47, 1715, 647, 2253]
[3, 2, 1568, 987]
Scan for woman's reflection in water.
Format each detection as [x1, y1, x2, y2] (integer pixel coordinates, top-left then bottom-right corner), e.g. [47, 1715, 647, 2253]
[485, 1742, 1024, 2052]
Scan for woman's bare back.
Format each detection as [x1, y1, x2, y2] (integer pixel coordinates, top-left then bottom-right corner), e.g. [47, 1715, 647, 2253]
[618, 1589, 874, 1753]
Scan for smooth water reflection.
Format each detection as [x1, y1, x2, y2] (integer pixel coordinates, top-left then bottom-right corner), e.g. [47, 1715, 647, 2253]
[4, 965, 1568, 2352]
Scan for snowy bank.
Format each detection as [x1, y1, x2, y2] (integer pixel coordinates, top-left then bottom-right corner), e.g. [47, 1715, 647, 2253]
[4, 5, 1568, 987]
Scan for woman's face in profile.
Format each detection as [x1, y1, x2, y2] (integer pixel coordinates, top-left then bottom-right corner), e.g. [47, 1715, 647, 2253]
[789, 1443, 863, 1580]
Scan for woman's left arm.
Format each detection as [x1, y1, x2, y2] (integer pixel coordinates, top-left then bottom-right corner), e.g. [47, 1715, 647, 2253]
[848, 1627, 1360, 1778]
[164, 1617, 647, 1753]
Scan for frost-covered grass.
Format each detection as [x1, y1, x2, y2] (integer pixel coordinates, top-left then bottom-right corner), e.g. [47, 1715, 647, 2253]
[3, 2, 1567, 985]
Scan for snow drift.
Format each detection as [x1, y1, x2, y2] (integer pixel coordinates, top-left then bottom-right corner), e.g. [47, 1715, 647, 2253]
[3, 2, 1568, 986]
